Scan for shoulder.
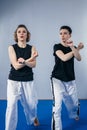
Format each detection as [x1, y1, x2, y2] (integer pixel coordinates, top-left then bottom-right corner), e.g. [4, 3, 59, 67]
[27, 44, 32, 48]
[8, 44, 17, 49]
[54, 43, 61, 47]
[27, 44, 36, 50]
[53, 43, 62, 51]
[31, 46, 37, 52]
[27, 44, 37, 52]
[8, 45, 13, 50]
[26, 44, 33, 50]
[8, 44, 17, 51]
[8, 45, 15, 54]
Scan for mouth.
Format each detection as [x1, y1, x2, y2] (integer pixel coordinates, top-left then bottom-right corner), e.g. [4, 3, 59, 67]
[62, 37, 65, 40]
[20, 36, 24, 38]
[62, 39, 66, 42]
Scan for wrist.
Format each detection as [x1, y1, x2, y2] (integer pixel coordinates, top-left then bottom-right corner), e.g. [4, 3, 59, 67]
[22, 60, 25, 64]
[19, 60, 25, 65]
[72, 51, 74, 56]
[70, 45, 74, 50]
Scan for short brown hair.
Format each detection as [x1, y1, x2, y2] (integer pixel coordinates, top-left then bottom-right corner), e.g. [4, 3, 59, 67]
[14, 24, 31, 42]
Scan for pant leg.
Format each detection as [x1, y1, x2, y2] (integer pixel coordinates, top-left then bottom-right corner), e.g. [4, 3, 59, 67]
[20, 81, 38, 125]
[51, 78, 64, 130]
[5, 80, 20, 130]
[63, 80, 79, 118]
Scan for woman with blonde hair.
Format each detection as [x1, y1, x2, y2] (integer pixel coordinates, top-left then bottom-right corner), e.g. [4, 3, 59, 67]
[5, 24, 39, 130]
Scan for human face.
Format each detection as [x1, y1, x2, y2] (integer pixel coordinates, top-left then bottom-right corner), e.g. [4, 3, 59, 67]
[16, 27, 27, 42]
[59, 29, 71, 43]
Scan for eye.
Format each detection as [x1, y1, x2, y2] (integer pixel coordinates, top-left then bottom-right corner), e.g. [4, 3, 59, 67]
[17, 30, 21, 33]
[60, 32, 62, 35]
[23, 30, 27, 33]
[64, 32, 68, 35]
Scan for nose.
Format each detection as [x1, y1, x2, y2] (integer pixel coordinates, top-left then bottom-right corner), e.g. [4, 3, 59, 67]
[62, 33, 64, 37]
[61, 35, 64, 38]
[20, 32, 24, 35]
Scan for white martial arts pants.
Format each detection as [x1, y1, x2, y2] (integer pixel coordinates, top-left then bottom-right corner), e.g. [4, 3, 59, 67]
[51, 78, 79, 130]
[5, 79, 38, 130]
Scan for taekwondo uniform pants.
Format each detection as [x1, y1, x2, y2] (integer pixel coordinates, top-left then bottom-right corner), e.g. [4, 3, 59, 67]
[5, 79, 38, 130]
[51, 78, 79, 130]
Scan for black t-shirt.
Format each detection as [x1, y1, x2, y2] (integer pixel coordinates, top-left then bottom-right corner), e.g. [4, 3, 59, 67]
[8, 44, 33, 81]
[52, 43, 75, 81]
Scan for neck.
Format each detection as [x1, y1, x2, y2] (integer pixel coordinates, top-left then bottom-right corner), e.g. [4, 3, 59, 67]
[61, 42, 68, 47]
[17, 41, 26, 48]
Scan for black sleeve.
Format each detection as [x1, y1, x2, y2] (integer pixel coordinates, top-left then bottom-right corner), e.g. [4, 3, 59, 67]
[53, 44, 61, 56]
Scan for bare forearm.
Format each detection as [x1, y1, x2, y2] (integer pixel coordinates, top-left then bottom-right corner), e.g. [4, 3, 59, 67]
[63, 52, 74, 61]
[25, 59, 36, 68]
[13, 61, 25, 70]
[56, 50, 74, 62]
[15, 56, 36, 69]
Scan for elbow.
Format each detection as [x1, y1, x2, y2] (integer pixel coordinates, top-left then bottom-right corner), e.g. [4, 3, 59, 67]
[29, 63, 36, 68]
[33, 66, 36, 68]
[77, 55, 82, 61]
[78, 57, 81, 61]
[61, 57, 67, 62]
[32, 61, 36, 68]
[60, 55, 69, 62]
[62, 59, 67, 62]
[14, 66, 19, 70]
[13, 63, 19, 70]
[32, 63, 36, 68]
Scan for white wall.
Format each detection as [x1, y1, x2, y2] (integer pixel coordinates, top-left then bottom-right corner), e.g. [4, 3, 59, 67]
[0, 0, 87, 99]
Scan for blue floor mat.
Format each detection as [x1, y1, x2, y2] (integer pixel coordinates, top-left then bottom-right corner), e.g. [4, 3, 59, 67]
[0, 100, 87, 130]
